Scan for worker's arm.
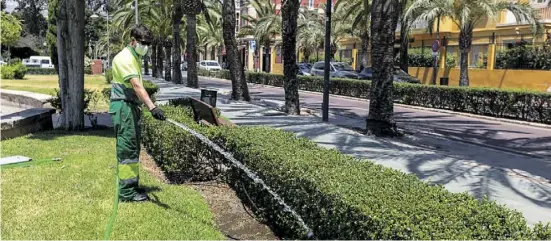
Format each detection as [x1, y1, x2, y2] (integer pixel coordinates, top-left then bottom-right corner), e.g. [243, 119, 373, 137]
[129, 77, 156, 111]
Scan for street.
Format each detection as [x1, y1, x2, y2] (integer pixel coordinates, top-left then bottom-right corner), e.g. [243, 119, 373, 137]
[194, 75, 551, 159]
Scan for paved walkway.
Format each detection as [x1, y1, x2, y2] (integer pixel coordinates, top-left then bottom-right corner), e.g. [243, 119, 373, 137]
[148, 76, 551, 226]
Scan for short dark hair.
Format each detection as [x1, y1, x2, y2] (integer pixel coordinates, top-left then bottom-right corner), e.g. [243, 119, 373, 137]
[131, 24, 153, 44]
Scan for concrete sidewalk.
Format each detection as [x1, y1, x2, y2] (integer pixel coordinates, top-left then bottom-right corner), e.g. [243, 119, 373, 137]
[149, 76, 551, 226]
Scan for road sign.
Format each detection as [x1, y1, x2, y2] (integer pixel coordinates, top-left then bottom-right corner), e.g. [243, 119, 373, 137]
[432, 39, 441, 53]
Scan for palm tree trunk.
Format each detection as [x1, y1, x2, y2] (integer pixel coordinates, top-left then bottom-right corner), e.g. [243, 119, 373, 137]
[172, 1, 184, 84]
[144, 56, 149, 75]
[459, 26, 472, 87]
[399, 21, 409, 73]
[281, 0, 300, 114]
[366, 0, 403, 137]
[360, 30, 369, 69]
[157, 37, 164, 79]
[186, 14, 198, 88]
[57, 0, 85, 131]
[152, 41, 158, 77]
[223, 0, 250, 101]
[164, 40, 172, 82]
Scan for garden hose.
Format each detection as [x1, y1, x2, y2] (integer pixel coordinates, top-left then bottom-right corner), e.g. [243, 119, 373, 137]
[0, 158, 62, 169]
[104, 164, 120, 240]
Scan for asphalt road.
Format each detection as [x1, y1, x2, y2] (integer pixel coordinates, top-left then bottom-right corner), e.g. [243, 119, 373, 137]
[195, 75, 551, 159]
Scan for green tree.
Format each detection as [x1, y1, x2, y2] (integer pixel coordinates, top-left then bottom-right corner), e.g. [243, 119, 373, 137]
[47, 0, 58, 72]
[367, 0, 404, 136]
[239, 0, 281, 72]
[335, 0, 371, 68]
[15, 0, 48, 36]
[405, 0, 541, 86]
[0, 12, 23, 47]
[297, 8, 324, 62]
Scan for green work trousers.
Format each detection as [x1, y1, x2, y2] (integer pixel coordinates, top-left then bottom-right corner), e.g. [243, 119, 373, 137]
[109, 100, 141, 201]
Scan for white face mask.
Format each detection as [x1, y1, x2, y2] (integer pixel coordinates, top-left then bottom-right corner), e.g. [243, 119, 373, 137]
[135, 42, 149, 56]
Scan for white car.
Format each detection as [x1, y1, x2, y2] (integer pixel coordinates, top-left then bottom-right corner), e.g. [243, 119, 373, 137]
[198, 60, 222, 71]
[22, 56, 54, 69]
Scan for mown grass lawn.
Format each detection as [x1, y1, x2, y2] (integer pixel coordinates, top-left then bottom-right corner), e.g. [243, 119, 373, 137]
[1, 75, 111, 112]
[0, 130, 224, 240]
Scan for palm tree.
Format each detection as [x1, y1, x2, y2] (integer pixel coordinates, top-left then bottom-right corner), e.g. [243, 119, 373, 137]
[223, 0, 250, 100]
[335, 0, 371, 68]
[281, 0, 301, 115]
[197, 2, 223, 62]
[367, 0, 404, 137]
[239, 0, 281, 72]
[173, 0, 185, 84]
[297, 8, 324, 62]
[405, 0, 541, 86]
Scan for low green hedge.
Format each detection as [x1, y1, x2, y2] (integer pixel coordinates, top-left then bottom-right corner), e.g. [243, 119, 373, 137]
[198, 70, 551, 124]
[142, 104, 551, 239]
[26, 67, 57, 75]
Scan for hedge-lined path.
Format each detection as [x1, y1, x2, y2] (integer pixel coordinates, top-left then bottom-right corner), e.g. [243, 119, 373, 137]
[195, 75, 551, 160]
[148, 76, 551, 226]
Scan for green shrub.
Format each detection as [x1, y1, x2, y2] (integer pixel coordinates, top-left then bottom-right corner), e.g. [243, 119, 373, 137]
[408, 48, 434, 67]
[84, 66, 92, 75]
[1, 62, 27, 79]
[198, 70, 551, 124]
[496, 45, 551, 70]
[26, 67, 57, 75]
[105, 68, 113, 84]
[142, 105, 551, 239]
[1, 65, 16, 79]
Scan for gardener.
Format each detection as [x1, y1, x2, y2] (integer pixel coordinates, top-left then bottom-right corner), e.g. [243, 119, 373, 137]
[109, 24, 166, 202]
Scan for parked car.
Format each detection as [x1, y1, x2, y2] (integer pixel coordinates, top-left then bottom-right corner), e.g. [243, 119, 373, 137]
[358, 67, 421, 84]
[22, 56, 54, 69]
[199, 60, 222, 71]
[310, 61, 360, 79]
[297, 63, 312, 76]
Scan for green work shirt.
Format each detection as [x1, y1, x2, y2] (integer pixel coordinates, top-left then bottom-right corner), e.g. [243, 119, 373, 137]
[110, 46, 142, 104]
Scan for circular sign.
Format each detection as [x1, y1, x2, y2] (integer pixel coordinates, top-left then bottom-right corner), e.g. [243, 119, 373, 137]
[432, 40, 441, 53]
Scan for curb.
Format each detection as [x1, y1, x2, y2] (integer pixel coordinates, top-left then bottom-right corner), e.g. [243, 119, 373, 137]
[200, 75, 551, 130]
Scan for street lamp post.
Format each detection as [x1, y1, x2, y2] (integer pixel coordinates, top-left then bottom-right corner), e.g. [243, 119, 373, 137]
[322, 0, 332, 122]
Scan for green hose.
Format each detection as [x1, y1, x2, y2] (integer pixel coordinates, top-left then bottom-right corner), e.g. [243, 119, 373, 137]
[104, 165, 120, 240]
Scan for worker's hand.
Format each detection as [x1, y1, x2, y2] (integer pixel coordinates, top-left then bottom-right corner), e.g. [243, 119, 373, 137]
[150, 107, 166, 121]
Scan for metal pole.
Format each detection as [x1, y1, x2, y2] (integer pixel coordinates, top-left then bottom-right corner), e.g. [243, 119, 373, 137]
[135, 0, 139, 25]
[322, 0, 332, 122]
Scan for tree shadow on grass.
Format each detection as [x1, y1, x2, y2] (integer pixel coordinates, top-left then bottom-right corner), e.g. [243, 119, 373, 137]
[25, 128, 115, 141]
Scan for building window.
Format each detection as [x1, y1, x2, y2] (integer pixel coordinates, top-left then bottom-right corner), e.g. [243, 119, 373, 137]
[469, 45, 488, 68]
[275, 47, 282, 63]
[308, 0, 314, 8]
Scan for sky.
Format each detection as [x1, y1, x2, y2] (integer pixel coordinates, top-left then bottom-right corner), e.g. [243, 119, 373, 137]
[4, 0, 48, 16]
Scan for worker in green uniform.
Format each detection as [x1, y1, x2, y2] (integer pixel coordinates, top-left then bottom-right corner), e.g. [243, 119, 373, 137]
[109, 24, 166, 202]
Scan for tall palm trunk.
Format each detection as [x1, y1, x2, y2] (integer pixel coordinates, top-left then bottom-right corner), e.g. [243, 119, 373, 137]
[172, 0, 184, 84]
[57, 0, 85, 130]
[223, 0, 250, 101]
[186, 14, 198, 88]
[399, 20, 409, 73]
[281, 0, 300, 114]
[156, 37, 164, 79]
[164, 40, 172, 82]
[360, 30, 370, 69]
[366, 0, 403, 137]
[459, 25, 473, 87]
[152, 41, 158, 77]
[144, 56, 149, 75]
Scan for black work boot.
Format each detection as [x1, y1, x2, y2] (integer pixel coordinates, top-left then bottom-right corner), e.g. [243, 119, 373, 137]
[131, 193, 150, 202]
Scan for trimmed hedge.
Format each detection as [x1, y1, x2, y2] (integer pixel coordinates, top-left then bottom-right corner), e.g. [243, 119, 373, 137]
[26, 67, 57, 75]
[142, 104, 551, 239]
[198, 70, 551, 124]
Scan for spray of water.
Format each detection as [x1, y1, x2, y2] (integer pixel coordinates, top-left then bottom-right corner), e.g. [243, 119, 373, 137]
[167, 119, 314, 239]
